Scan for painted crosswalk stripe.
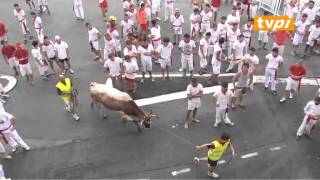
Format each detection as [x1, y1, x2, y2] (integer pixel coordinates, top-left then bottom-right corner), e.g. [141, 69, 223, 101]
[241, 152, 259, 159]
[171, 168, 191, 176]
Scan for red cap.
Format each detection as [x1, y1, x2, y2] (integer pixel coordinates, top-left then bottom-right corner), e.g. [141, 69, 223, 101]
[16, 42, 24, 48]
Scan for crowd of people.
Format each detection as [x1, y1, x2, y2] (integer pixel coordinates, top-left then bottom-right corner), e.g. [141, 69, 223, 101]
[0, 0, 320, 178]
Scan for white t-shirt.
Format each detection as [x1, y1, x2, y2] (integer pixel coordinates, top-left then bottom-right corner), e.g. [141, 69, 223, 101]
[42, 41, 55, 59]
[14, 9, 26, 21]
[212, 43, 222, 64]
[179, 40, 196, 58]
[265, 53, 283, 69]
[127, 9, 137, 24]
[123, 45, 138, 61]
[123, 0, 133, 9]
[187, 83, 203, 103]
[104, 38, 116, 52]
[304, 100, 320, 115]
[302, 7, 320, 23]
[107, 28, 120, 41]
[243, 54, 259, 71]
[213, 90, 233, 109]
[0, 111, 13, 131]
[295, 20, 310, 33]
[226, 14, 240, 26]
[34, 16, 42, 29]
[121, 20, 134, 35]
[104, 57, 123, 77]
[227, 28, 241, 42]
[284, 4, 298, 17]
[207, 29, 219, 45]
[123, 60, 139, 79]
[232, 40, 246, 59]
[88, 27, 100, 42]
[157, 43, 173, 59]
[242, 24, 253, 37]
[200, 10, 212, 23]
[308, 25, 320, 40]
[190, 13, 201, 25]
[217, 22, 228, 37]
[138, 44, 154, 62]
[150, 25, 161, 40]
[54, 41, 69, 59]
[171, 15, 184, 26]
[198, 37, 209, 57]
[31, 47, 42, 61]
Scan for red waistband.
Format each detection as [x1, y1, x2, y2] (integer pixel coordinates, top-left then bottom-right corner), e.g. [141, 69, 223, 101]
[19, 59, 29, 64]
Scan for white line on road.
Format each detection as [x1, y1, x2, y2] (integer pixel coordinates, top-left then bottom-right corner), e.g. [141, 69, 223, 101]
[217, 160, 226, 164]
[171, 168, 191, 176]
[241, 152, 259, 159]
[269, 145, 286, 151]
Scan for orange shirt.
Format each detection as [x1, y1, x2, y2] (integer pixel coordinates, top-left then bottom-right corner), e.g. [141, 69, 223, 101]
[138, 9, 147, 25]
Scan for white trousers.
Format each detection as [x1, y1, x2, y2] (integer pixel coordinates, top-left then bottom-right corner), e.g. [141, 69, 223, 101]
[227, 41, 235, 59]
[74, 4, 84, 19]
[215, 108, 232, 125]
[165, 5, 173, 21]
[264, 67, 277, 91]
[2, 126, 28, 149]
[297, 115, 318, 136]
[35, 28, 44, 44]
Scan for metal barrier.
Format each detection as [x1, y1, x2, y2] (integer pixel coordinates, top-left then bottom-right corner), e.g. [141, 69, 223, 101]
[258, 0, 284, 15]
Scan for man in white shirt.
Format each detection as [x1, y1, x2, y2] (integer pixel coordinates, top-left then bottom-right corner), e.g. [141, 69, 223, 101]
[104, 33, 116, 60]
[31, 11, 44, 45]
[150, 19, 161, 64]
[165, 0, 175, 22]
[200, 4, 213, 34]
[292, 14, 310, 56]
[241, 19, 253, 54]
[185, 78, 203, 129]
[32, 40, 49, 79]
[304, 19, 320, 56]
[243, 47, 259, 91]
[207, 24, 219, 61]
[296, 96, 320, 140]
[213, 82, 234, 127]
[123, 55, 139, 95]
[226, 8, 240, 28]
[123, 0, 134, 11]
[190, 8, 201, 40]
[157, 37, 174, 80]
[123, 41, 139, 65]
[171, 8, 184, 45]
[217, 16, 228, 39]
[226, 24, 241, 61]
[38, 0, 51, 15]
[151, 0, 161, 20]
[302, 0, 320, 24]
[121, 14, 134, 41]
[54, 35, 75, 75]
[0, 111, 30, 152]
[226, 34, 245, 73]
[104, 53, 123, 89]
[85, 22, 102, 62]
[264, 47, 283, 95]
[209, 38, 226, 85]
[179, 33, 196, 77]
[284, 0, 298, 17]
[138, 39, 155, 82]
[198, 32, 211, 74]
[13, 4, 33, 44]
[43, 36, 61, 74]
[74, 0, 84, 20]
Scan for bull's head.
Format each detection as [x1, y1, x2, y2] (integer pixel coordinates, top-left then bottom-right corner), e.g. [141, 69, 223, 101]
[141, 110, 157, 128]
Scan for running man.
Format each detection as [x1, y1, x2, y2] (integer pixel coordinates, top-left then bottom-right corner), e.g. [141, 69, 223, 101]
[194, 132, 236, 178]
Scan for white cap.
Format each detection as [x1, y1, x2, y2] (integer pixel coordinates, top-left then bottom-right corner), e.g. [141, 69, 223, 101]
[55, 35, 61, 40]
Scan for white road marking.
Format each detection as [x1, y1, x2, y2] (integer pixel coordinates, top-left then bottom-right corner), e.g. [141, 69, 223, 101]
[136, 73, 236, 78]
[135, 75, 320, 107]
[269, 145, 286, 151]
[217, 160, 226, 164]
[241, 152, 259, 159]
[171, 168, 191, 176]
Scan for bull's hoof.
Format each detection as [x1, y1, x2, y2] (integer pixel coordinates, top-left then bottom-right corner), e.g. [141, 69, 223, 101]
[102, 114, 108, 119]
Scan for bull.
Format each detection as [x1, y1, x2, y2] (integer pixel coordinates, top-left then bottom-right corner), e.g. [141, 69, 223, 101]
[89, 78, 156, 132]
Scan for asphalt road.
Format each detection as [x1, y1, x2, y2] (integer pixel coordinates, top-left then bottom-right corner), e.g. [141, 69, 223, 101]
[0, 0, 320, 179]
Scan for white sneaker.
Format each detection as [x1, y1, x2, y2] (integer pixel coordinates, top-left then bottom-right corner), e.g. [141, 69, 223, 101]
[73, 114, 80, 121]
[214, 123, 219, 127]
[69, 69, 75, 74]
[194, 157, 200, 164]
[192, 119, 200, 123]
[151, 78, 155, 82]
[289, 92, 293, 99]
[11, 147, 17, 153]
[280, 97, 286, 103]
[23, 145, 30, 151]
[65, 105, 71, 112]
[140, 78, 145, 83]
[225, 122, 234, 126]
[179, 68, 183, 72]
[208, 171, 219, 178]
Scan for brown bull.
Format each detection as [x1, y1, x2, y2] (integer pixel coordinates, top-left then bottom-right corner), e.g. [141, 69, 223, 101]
[89, 80, 155, 131]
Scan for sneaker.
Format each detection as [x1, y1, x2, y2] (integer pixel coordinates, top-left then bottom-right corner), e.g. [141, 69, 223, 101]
[151, 78, 155, 82]
[73, 114, 80, 121]
[179, 68, 183, 72]
[140, 78, 145, 83]
[271, 91, 277, 95]
[208, 171, 219, 178]
[225, 122, 234, 126]
[280, 97, 286, 103]
[65, 105, 71, 112]
[289, 92, 293, 99]
[11, 147, 17, 153]
[194, 157, 200, 164]
[184, 123, 189, 129]
[214, 123, 219, 128]
[192, 119, 200, 123]
[69, 69, 75, 74]
[23, 145, 30, 151]
[157, 17, 162, 21]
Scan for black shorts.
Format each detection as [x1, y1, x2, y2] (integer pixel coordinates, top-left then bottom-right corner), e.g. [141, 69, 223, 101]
[59, 58, 69, 63]
[49, 56, 56, 61]
[208, 159, 218, 167]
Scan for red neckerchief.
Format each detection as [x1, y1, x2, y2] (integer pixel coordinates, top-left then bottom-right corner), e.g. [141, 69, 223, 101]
[222, 90, 226, 95]
[205, 9, 210, 13]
